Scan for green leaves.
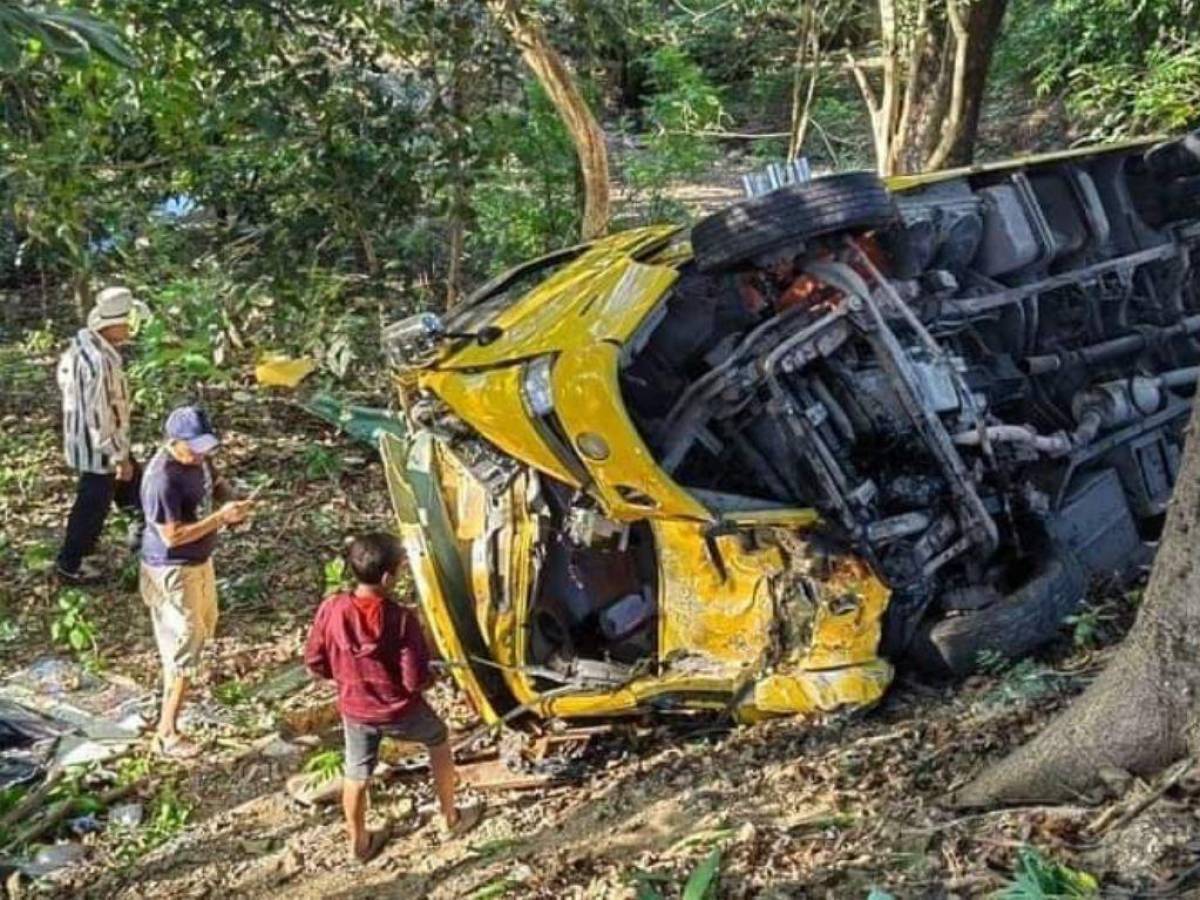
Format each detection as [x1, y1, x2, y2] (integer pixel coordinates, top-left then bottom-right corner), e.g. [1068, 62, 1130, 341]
[323, 555, 347, 593]
[629, 849, 722, 900]
[621, 45, 724, 225]
[302, 749, 344, 783]
[1001, 847, 1099, 899]
[999, 0, 1200, 137]
[0, 2, 136, 70]
[682, 848, 722, 900]
[50, 588, 98, 655]
[213, 679, 248, 707]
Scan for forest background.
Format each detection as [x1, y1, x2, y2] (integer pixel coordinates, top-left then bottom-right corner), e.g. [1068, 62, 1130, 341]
[3, 0, 1198, 416]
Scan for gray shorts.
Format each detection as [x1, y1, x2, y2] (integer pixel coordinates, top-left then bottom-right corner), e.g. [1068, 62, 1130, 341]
[343, 701, 449, 782]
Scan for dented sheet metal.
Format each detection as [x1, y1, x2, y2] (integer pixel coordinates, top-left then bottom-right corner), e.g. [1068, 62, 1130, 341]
[379, 224, 901, 726]
[437, 229, 679, 370]
[552, 343, 712, 522]
[381, 432, 506, 725]
[654, 520, 778, 668]
[421, 364, 582, 488]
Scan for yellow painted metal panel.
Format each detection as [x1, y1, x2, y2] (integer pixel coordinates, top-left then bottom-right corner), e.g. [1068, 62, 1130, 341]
[421, 365, 582, 488]
[720, 508, 821, 528]
[380, 433, 501, 724]
[396, 528, 501, 720]
[886, 136, 1162, 192]
[536, 671, 738, 718]
[654, 520, 781, 667]
[430, 448, 495, 643]
[492, 473, 542, 707]
[441, 227, 680, 370]
[750, 659, 893, 716]
[796, 553, 891, 671]
[532, 660, 892, 720]
[552, 342, 713, 522]
[516, 520, 892, 719]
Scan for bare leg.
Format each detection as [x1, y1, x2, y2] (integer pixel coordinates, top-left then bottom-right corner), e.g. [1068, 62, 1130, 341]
[343, 778, 369, 857]
[428, 741, 458, 825]
[158, 673, 188, 739]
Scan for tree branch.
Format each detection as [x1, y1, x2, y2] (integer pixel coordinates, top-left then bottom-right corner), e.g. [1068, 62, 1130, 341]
[924, 0, 970, 171]
[888, 0, 930, 174]
[486, 0, 610, 238]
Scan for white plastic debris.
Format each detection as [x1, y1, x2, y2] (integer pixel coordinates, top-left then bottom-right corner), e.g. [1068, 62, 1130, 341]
[22, 842, 87, 876]
[108, 802, 144, 829]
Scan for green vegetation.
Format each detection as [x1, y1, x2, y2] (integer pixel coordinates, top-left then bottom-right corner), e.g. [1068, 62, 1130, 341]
[302, 748, 344, 783]
[3, 1, 1192, 411]
[50, 588, 98, 657]
[631, 847, 722, 900]
[1000, 0, 1200, 138]
[322, 555, 347, 593]
[1000, 847, 1099, 898]
[111, 783, 192, 865]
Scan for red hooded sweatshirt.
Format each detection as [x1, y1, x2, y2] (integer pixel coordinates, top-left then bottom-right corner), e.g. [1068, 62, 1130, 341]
[304, 590, 430, 724]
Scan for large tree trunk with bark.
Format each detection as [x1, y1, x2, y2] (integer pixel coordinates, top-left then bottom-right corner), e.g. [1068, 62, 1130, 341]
[487, 0, 610, 240]
[955, 390, 1200, 807]
[851, 0, 1008, 176]
[933, 0, 1008, 168]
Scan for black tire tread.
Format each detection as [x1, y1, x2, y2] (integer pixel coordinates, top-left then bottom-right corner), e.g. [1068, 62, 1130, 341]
[691, 172, 897, 272]
[906, 553, 1087, 677]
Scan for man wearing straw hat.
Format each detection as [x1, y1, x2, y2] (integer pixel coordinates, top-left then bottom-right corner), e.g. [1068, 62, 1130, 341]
[55, 286, 145, 583]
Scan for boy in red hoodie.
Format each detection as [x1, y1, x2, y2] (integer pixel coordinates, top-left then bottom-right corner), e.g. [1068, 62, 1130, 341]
[305, 532, 482, 863]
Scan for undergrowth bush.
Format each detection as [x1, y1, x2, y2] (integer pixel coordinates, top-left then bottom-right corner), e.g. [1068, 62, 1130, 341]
[996, 0, 1200, 139]
[620, 45, 726, 224]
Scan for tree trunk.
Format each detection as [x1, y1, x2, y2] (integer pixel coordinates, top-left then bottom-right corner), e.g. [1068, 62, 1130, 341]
[955, 391, 1200, 807]
[926, 0, 1008, 169]
[850, 0, 1008, 176]
[445, 27, 468, 308]
[487, 0, 610, 240]
[787, 2, 826, 162]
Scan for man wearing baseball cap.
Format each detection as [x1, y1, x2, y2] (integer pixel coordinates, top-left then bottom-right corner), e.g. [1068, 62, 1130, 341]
[55, 286, 146, 583]
[140, 404, 253, 757]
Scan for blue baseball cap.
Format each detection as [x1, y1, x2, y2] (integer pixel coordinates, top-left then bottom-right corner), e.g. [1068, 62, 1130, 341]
[165, 405, 220, 454]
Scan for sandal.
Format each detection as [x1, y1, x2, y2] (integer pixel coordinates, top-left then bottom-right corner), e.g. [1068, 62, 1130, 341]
[443, 802, 484, 838]
[152, 733, 202, 759]
[353, 824, 392, 865]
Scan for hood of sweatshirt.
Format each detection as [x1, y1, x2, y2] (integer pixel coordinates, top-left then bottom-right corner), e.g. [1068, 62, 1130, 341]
[327, 592, 387, 659]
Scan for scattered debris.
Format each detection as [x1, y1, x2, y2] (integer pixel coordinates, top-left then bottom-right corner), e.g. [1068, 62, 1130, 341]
[5, 307, 1197, 898]
[0, 657, 148, 762]
[107, 803, 144, 830]
[22, 841, 88, 877]
[260, 735, 305, 760]
[254, 356, 316, 389]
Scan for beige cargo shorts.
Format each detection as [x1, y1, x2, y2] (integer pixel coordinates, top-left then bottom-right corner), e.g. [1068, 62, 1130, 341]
[140, 560, 218, 682]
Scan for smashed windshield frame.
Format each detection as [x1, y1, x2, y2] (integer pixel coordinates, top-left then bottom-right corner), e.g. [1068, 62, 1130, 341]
[445, 244, 588, 334]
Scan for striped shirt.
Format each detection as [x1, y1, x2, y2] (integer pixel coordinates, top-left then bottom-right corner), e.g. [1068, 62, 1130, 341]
[56, 328, 132, 474]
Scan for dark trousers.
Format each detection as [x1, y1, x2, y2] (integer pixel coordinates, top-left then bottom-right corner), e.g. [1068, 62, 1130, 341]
[57, 462, 143, 573]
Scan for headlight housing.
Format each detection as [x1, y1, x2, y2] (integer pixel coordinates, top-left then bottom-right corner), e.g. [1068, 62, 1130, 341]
[382, 313, 445, 369]
[522, 356, 555, 416]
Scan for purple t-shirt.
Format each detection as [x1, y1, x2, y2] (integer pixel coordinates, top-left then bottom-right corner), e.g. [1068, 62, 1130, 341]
[140, 448, 217, 566]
